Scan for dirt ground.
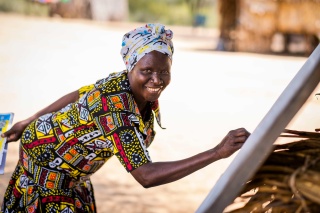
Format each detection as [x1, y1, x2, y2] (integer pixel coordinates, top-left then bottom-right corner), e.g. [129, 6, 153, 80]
[0, 13, 319, 213]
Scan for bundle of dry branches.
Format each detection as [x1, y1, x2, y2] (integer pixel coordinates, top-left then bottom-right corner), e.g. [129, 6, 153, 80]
[225, 129, 320, 213]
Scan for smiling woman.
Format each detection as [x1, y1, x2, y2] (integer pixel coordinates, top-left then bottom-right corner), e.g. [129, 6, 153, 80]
[128, 51, 171, 112]
[0, 23, 250, 212]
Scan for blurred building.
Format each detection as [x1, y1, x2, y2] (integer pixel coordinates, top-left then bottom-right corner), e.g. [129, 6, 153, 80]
[33, 0, 128, 21]
[90, 0, 128, 21]
[217, 0, 320, 55]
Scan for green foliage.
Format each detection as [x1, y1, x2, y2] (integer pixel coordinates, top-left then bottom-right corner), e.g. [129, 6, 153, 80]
[0, 0, 49, 16]
[128, 0, 188, 25]
[128, 0, 218, 27]
[0, 0, 219, 27]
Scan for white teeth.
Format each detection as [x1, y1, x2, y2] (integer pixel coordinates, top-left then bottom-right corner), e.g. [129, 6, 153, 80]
[147, 87, 162, 92]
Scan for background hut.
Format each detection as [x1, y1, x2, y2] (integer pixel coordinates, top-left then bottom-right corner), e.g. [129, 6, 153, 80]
[32, 0, 128, 21]
[48, 0, 92, 19]
[217, 0, 320, 55]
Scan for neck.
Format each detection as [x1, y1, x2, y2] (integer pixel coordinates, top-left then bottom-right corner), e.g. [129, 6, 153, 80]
[139, 102, 151, 121]
[138, 101, 148, 114]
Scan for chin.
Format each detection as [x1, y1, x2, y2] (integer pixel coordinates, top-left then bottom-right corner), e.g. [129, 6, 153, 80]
[146, 95, 160, 102]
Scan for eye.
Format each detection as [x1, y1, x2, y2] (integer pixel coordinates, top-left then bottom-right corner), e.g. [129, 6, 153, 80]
[142, 69, 152, 74]
[160, 70, 169, 75]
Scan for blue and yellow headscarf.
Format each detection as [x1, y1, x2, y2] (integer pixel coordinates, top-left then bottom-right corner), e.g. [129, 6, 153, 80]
[120, 23, 174, 71]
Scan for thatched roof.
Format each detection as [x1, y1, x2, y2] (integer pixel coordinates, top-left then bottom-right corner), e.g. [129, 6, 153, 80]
[277, 0, 320, 2]
[225, 129, 320, 213]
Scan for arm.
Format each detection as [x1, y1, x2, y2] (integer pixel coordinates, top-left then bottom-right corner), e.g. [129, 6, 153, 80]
[1, 90, 79, 142]
[131, 128, 250, 188]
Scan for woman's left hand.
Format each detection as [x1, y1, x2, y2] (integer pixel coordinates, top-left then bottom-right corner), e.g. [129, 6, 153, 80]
[1, 119, 30, 143]
[213, 128, 250, 159]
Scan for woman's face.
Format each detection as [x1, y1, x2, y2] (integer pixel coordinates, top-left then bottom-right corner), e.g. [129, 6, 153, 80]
[128, 51, 171, 109]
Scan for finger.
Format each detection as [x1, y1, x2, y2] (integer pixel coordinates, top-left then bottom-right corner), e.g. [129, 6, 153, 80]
[1, 132, 7, 138]
[8, 133, 19, 142]
[2, 129, 14, 138]
[3, 133, 15, 142]
[231, 141, 244, 150]
[1, 133, 9, 139]
[233, 136, 249, 144]
[233, 128, 250, 137]
[6, 136, 14, 142]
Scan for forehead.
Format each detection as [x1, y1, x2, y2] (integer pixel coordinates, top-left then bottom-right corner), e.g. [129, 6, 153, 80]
[137, 51, 172, 68]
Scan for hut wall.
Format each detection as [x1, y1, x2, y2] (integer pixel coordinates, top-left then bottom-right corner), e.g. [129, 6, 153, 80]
[278, 1, 320, 34]
[238, 0, 277, 36]
[90, 0, 128, 21]
[49, 0, 91, 19]
[234, 0, 320, 53]
[235, 0, 277, 52]
[48, 0, 128, 21]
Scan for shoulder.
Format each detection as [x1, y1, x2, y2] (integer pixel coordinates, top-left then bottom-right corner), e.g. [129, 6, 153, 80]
[84, 71, 139, 115]
[95, 70, 130, 92]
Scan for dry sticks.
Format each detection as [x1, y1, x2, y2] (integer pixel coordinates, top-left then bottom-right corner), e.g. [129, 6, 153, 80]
[225, 129, 320, 213]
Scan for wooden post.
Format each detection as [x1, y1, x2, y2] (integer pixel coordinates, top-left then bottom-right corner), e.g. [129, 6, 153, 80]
[196, 44, 320, 213]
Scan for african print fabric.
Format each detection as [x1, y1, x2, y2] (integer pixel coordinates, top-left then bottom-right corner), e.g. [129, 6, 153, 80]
[1, 70, 162, 213]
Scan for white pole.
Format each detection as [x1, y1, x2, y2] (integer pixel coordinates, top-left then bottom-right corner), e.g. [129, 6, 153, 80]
[196, 44, 320, 213]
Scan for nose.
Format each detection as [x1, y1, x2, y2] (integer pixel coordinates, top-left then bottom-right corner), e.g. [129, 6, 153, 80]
[151, 72, 163, 85]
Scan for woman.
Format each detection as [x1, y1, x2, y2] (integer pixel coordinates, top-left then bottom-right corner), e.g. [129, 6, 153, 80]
[1, 23, 250, 212]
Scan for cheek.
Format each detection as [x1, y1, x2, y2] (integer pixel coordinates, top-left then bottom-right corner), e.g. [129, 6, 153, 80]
[140, 76, 151, 86]
[133, 74, 149, 87]
[165, 76, 171, 86]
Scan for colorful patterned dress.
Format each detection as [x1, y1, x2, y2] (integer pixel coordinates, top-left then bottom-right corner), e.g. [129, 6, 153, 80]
[1, 70, 163, 213]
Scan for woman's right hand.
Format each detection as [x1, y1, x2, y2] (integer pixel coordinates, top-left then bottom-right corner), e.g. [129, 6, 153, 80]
[1, 119, 31, 142]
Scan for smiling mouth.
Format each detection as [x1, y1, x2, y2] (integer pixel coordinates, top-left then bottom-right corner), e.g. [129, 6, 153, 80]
[146, 86, 163, 93]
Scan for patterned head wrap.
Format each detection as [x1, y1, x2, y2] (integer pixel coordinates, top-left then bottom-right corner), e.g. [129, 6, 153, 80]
[120, 23, 174, 72]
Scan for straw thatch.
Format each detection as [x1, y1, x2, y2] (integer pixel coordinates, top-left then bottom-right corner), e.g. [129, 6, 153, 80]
[276, 0, 320, 3]
[237, 0, 320, 35]
[232, 0, 320, 53]
[225, 129, 320, 213]
[277, 1, 320, 34]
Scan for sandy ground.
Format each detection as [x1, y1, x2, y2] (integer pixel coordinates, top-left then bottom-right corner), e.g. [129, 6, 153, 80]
[0, 13, 319, 213]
